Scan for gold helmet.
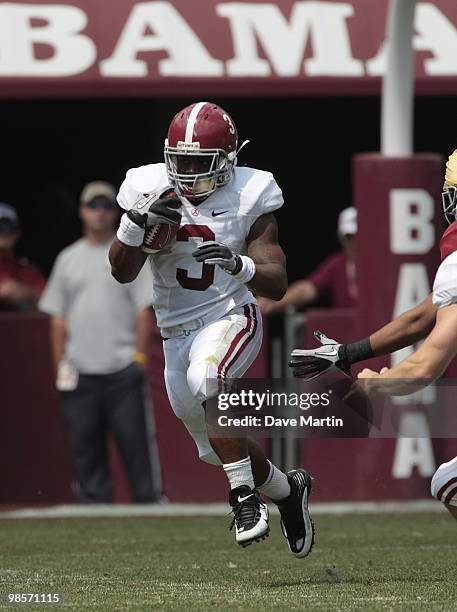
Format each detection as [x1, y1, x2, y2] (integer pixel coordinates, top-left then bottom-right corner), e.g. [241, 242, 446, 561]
[443, 150, 457, 224]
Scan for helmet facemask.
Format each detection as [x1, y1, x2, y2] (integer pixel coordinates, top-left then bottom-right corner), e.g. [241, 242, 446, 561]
[442, 182, 457, 225]
[164, 141, 235, 200]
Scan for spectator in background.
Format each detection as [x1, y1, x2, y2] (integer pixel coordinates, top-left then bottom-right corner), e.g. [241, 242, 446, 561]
[0, 203, 46, 311]
[258, 206, 357, 315]
[39, 181, 161, 503]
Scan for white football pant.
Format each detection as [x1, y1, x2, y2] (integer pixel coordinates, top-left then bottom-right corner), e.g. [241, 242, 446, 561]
[431, 456, 457, 507]
[163, 303, 262, 465]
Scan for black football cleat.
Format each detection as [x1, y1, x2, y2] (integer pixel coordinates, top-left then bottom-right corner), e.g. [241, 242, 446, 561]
[276, 469, 315, 558]
[229, 485, 269, 547]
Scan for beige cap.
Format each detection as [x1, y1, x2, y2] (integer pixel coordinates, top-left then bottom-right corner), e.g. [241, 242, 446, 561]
[338, 206, 357, 237]
[80, 180, 116, 205]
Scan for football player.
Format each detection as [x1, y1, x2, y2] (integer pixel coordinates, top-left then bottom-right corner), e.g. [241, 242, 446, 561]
[289, 150, 457, 523]
[109, 102, 315, 555]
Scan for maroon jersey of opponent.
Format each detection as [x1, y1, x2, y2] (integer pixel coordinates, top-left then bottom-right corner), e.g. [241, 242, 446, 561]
[440, 221, 457, 262]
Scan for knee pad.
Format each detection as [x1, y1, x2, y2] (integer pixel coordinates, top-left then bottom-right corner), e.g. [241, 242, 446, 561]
[431, 456, 457, 506]
[187, 359, 218, 403]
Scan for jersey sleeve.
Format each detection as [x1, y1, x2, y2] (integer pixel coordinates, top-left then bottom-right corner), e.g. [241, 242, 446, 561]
[117, 164, 170, 211]
[240, 170, 284, 231]
[432, 256, 457, 309]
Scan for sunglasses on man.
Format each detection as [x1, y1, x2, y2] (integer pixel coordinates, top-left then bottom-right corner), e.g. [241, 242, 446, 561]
[86, 197, 116, 211]
[0, 218, 19, 234]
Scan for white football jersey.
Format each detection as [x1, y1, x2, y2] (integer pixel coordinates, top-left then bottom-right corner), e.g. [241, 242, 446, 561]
[117, 163, 283, 329]
[433, 251, 457, 309]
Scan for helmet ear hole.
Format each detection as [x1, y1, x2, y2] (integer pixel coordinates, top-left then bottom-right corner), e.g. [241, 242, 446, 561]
[442, 184, 457, 225]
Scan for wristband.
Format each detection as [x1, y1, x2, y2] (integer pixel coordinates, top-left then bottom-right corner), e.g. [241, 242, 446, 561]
[116, 213, 145, 247]
[339, 338, 373, 366]
[230, 255, 256, 284]
[133, 351, 148, 366]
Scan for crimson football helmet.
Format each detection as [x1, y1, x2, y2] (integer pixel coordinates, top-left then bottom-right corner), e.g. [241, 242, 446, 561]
[164, 102, 243, 200]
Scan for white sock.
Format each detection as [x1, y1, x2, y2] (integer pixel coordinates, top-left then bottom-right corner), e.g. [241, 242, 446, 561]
[258, 461, 291, 501]
[223, 457, 255, 490]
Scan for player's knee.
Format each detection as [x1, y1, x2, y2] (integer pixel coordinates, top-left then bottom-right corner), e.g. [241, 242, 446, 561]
[187, 359, 218, 402]
[165, 370, 200, 421]
[431, 457, 457, 506]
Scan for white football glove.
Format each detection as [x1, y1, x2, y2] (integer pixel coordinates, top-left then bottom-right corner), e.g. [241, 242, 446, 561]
[289, 330, 352, 381]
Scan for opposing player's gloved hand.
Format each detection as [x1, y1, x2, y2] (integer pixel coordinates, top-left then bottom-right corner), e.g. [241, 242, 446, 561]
[192, 241, 242, 274]
[288, 330, 352, 381]
[127, 192, 182, 228]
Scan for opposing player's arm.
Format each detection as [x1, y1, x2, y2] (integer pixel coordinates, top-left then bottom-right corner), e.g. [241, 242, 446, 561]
[246, 213, 287, 300]
[358, 303, 457, 394]
[109, 239, 148, 284]
[369, 293, 437, 356]
[289, 294, 437, 379]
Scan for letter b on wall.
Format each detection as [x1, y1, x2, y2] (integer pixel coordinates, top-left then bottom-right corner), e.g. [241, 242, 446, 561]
[354, 153, 442, 342]
[390, 189, 435, 254]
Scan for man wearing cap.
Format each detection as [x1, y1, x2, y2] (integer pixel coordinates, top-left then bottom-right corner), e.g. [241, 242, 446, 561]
[39, 181, 161, 503]
[258, 206, 358, 315]
[0, 203, 46, 311]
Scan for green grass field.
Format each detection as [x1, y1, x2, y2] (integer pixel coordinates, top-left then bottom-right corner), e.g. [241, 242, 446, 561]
[0, 512, 456, 611]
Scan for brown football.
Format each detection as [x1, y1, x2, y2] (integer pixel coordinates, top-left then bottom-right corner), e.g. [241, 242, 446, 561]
[141, 189, 181, 254]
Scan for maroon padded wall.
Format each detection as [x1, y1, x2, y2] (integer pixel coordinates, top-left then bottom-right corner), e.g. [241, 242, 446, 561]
[0, 312, 269, 504]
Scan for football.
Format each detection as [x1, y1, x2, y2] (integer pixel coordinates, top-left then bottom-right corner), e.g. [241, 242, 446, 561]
[141, 188, 181, 254]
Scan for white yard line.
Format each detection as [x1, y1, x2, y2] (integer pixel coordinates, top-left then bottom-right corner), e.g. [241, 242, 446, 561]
[0, 499, 444, 520]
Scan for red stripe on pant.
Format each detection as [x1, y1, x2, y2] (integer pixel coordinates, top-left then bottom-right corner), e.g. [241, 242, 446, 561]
[437, 476, 457, 502]
[224, 305, 258, 378]
[217, 304, 255, 380]
[444, 486, 457, 505]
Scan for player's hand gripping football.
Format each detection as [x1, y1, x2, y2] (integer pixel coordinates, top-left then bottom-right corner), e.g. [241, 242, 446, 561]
[192, 241, 242, 274]
[127, 190, 182, 229]
[288, 330, 352, 381]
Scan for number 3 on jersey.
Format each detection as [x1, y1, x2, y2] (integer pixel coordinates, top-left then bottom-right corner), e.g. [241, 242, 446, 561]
[176, 225, 215, 291]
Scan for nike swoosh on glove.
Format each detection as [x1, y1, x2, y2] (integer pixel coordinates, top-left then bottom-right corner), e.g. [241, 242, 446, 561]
[288, 330, 352, 381]
[127, 190, 182, 228]
[192, 241, 242, 274]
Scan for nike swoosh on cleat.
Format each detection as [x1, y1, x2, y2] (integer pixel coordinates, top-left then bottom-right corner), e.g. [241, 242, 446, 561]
[212, 210, 228, 217]
[238, 494, 254, 503]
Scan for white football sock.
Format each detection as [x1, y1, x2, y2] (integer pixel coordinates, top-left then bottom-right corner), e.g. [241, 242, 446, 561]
[223, 456, 255, 490]
[258, 461, 291, 501]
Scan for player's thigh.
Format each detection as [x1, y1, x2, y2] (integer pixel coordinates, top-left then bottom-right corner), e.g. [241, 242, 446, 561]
[187, 303, 263, 400]
[163, 338, 203, 421]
